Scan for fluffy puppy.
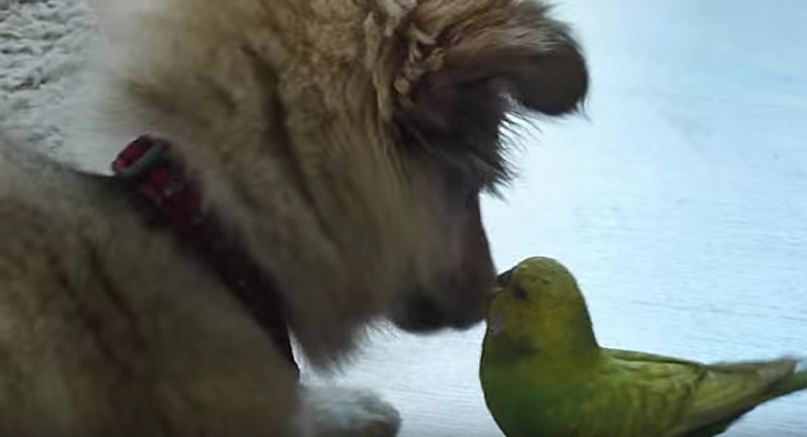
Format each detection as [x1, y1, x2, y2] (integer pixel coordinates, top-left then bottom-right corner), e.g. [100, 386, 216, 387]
[0, 0, 587, 435]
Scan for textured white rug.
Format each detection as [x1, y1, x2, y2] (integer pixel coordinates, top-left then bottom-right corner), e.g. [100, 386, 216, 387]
[0, 0, 95, 159]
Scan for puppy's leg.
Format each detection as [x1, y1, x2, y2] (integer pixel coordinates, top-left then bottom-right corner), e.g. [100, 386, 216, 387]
[296, 386, 401, 437]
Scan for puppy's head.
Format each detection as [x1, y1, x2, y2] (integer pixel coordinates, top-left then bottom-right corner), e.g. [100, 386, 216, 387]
[91, 0, 587, 364]
[384, 1, 588, 332]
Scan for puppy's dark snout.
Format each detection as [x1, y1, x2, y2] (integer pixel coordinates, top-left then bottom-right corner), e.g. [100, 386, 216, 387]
[496, 268, 514, 287]
[398, 295, 448, 332]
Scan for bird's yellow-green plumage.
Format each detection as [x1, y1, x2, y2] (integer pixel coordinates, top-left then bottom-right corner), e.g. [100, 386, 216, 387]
[480, 257, 807, 437]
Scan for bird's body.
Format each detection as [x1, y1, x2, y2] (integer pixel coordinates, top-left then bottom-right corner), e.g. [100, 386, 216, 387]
[480, 257, 807, 437]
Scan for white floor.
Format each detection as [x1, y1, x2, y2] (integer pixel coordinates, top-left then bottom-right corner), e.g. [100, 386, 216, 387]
[309, 2, 807, 436]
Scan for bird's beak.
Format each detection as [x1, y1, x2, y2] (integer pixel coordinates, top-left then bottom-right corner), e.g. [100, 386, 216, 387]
[488, 303, 504, 336]
[490, 311, 504, 335]
[485, 286, 504, 306]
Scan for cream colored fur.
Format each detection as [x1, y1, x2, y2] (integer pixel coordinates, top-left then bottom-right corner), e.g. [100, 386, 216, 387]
[0, 0, 587, 435]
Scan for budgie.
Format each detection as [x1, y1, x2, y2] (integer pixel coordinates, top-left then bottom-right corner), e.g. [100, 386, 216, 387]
[480, 256, 807, 437]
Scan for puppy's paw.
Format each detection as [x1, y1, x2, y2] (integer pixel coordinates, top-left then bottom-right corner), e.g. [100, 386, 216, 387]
[298, 386, 401, 437]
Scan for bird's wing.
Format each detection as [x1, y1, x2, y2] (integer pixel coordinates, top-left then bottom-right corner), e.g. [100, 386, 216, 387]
[676, 359, 797, 435]
[607, 348, 704, 367]
[606, 349, 797, 436]
[597, 349, 710, 436]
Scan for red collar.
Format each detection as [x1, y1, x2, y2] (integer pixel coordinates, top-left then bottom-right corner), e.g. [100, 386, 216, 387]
[112, 136, 298, 375]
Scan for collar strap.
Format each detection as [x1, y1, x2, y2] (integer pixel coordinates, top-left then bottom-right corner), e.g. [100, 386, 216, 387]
[113, 136, 298, 375]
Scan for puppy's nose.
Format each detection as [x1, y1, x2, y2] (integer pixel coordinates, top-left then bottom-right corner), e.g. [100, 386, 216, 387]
[496, 268, 514, 287]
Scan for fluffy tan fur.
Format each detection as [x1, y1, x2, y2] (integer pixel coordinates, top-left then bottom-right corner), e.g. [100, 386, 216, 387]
[0, 0, 587, 435]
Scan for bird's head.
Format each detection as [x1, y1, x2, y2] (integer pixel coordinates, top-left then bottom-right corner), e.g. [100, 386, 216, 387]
[486, 257, 598, 357]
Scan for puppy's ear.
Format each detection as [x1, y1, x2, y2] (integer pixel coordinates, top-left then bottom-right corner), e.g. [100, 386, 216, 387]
[399, 3, 588, 134]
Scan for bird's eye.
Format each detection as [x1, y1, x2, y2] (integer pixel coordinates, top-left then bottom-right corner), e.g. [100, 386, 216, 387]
[512, 287, 528, 302]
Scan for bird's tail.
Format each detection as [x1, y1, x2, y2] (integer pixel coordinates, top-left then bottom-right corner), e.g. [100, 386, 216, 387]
[767, 359, 807, 399]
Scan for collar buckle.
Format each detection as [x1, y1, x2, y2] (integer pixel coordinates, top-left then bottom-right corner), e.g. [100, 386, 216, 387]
[112, 136, 168, 180]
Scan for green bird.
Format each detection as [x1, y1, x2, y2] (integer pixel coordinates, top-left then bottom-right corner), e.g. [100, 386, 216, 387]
[480, 256, 807, 437]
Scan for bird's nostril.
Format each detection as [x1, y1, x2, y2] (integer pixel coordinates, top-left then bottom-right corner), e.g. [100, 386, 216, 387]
[496, 268, 514, 286]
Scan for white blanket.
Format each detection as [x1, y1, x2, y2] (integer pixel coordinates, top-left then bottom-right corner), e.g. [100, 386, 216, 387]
[0, 0, 94, 159]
